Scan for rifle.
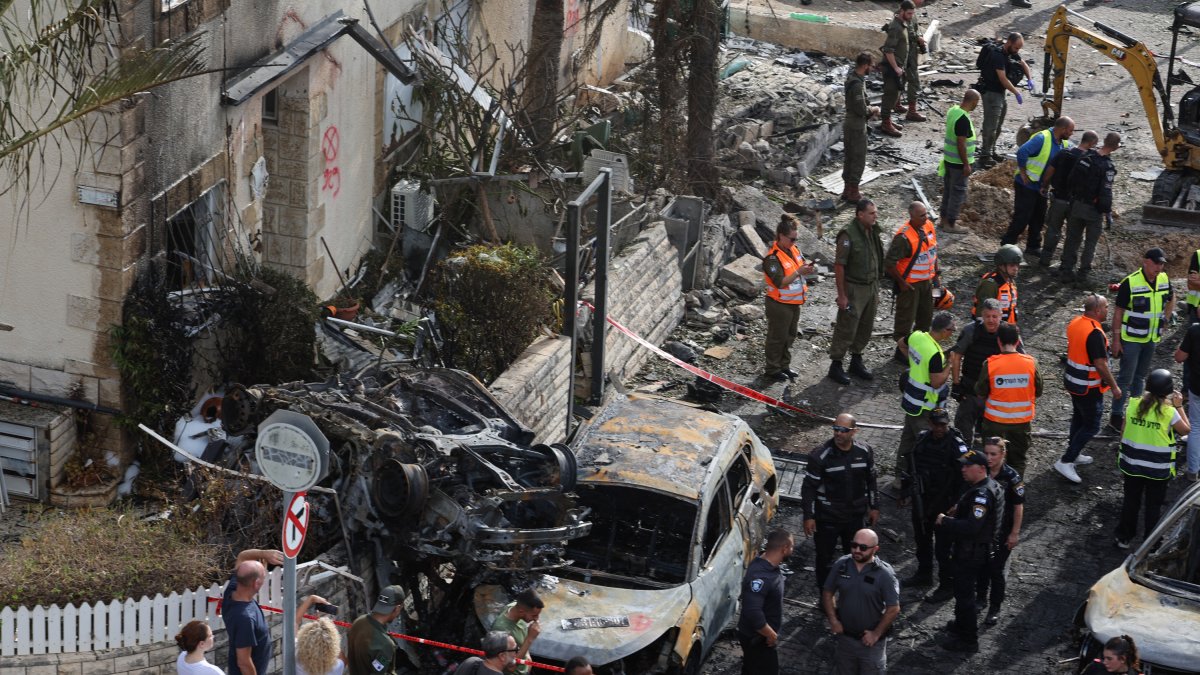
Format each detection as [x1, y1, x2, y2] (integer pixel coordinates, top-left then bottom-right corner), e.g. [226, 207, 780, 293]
[907, 450, 927, 539]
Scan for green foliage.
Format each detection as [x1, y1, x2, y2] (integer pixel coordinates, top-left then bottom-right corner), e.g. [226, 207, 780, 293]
[434, 244, 555, 383]
[216, 266, 320, 386]
[0, 506, 223, 607]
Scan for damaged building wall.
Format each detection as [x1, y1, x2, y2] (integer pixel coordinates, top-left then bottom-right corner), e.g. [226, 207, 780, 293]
[489, 222, 685, 442]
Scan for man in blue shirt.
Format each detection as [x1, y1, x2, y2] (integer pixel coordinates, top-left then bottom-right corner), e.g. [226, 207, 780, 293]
[1000, 116, 1074, 257]
[223, 548, 284, 675]
[737, 529, 793, 675]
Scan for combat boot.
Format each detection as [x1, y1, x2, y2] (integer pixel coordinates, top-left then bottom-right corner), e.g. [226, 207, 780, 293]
[841, 181, 862, 203]
[894, 100, 907, 113]
[828, 361, 851, 385]
[849, 354, 874, 380]
[905, 101, 927, 122]
[880, 118, 903, 138]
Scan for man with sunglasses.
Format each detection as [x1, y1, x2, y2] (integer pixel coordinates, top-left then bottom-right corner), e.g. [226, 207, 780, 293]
[763, 214, 816, 382]
[456, 632, 518, 675]
[802, 413, 880, 595]
[822, 529, 900, 674]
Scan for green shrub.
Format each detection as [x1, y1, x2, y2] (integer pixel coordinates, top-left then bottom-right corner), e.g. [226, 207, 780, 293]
[216, 266, 321, 386]
[434, 244, 555, 382]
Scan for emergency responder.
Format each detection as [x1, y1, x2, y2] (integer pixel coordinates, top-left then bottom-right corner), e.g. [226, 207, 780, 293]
[896, 311, 956, 481]
[1059, 132, 1121, 283]
[976, 437, 1025, 627]
[737, 529, 793, 675]
[885, 201, 939, 356]
[977, 33, 1033, 166]
[937, 89, 980, 235]
[950, 299, 1010, 447]
[801, 413, 880, 593]
[1187, 248, 1200, 322]
[1109, 248, 1175, 432]
[841, 53, 881, 204]
[762, 214, 816, 382]
[1038, 130, 1098, 270]
[1173, 314, 1200, 482]
[879, 1, 915, 137]
[935, 449, 1002, 653]
[1115, 370, 1189, 549]
[828, 199, 885, 385]
[1000, 116, 1075, 258]
[899, 1, 927, 124]
[821, 529, 900, 674]
[975, 322, 1042, 476]
[901, 408, 967, 591]
[974, 245, 1022, 324]
[1056, 294, 1121, 484]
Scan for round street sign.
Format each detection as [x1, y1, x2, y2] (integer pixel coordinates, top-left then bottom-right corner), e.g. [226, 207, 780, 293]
[283, 492, 310, 559]
[255, 410, 329, 492]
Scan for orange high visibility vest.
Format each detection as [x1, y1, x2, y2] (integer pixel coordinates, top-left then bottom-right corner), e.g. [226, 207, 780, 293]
[764, 242, 808, 305]
[972, 270, 1018, 323]
[892, 220, 938, 284]
[983, 352, 1038, 424]
[1064, 315, 1110, 395]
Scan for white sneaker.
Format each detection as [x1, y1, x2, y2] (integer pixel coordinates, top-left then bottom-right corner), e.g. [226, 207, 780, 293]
[1054, 461, 1082, 484]
[1074, 454, 1094, 466]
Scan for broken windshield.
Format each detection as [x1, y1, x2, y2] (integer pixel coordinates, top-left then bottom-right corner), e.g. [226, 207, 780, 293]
[562, 484, 697, 587]
[1132, 500, 1200, 600]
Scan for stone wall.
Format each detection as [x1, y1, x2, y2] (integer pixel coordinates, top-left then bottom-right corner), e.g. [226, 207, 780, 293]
[489, 222, 685, 443]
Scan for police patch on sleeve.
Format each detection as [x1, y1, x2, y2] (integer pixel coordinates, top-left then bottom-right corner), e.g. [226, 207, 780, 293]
[750, 579, 764, 593]
[974, 495, 988, 504]
[972, 505, 986, 519]
[1015, 483, 1025, 497]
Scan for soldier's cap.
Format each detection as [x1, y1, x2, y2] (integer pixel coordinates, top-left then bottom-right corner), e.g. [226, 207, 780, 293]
[929, 408, 950, 424]
[958, 450, 988, 467]
[1144, 247, 1167, 264]
[372, 585, 405, 614]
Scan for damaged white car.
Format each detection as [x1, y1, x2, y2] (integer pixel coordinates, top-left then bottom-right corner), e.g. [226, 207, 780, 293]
[475, 394, 778, 674]
[1077, 480, 1200, 674]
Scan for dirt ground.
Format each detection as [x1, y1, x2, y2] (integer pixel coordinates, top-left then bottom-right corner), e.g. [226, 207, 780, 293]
[631, 0, 1200, 673]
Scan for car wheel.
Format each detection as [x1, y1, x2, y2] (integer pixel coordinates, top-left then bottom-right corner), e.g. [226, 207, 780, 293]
[672, 644, 703, 675]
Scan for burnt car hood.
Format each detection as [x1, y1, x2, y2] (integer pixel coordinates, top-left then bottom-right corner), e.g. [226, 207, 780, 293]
[474, 579, 691, 665]
[1083, 565, 1200, 671]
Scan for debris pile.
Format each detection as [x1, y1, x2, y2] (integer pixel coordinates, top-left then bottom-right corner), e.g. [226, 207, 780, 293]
[958, 160, 1016, 234]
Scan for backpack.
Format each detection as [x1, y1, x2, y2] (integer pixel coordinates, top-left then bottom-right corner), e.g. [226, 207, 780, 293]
[976, 41, 1025, 87]
[1067, 150, 1105, 204]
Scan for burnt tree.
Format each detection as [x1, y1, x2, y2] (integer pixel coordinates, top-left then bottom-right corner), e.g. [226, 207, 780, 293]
[685, 0, 720, 200]
[523, 0, 566, 154]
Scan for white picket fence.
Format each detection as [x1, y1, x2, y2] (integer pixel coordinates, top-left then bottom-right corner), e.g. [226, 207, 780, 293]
[1, 567, 291, 656]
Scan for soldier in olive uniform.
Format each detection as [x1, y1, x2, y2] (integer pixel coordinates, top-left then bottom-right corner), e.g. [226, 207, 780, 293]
[842, 53, 881, 204]
[899, 1, 928, 123]
[880, 0, 915, 137]
[828, 199, 885, 385]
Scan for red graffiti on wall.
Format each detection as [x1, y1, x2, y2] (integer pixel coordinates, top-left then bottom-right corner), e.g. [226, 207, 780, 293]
[321, 125, 340, 197]
[565, 0, 581, 37]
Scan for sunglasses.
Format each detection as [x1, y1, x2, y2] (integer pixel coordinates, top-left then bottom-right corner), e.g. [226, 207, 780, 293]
[832, 425, 854, 433]
[850, 542, 875, 551]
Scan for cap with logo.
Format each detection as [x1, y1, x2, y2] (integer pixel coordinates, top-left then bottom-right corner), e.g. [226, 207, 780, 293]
[957, 449, 989, 467]
[1144, 247, 1167, 264]
[372, 585, 405, 614]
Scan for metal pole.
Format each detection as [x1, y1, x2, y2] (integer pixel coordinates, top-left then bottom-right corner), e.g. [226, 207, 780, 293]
[564, 202, 580, 438]
[282, 491, 297, 675]
[590, 169, 612, 405]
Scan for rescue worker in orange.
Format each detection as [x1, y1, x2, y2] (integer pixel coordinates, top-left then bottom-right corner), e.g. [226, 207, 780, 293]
[1055, 294, 1121, 484]
[885, 202, 939, 361]
[763, 214, 816, 382]
[973, 245, 1021, 324]
[974, 322, 1042, 476]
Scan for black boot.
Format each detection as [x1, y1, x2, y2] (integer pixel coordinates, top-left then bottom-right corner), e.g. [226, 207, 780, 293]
[828, 361, 851, 385]
[848, 354, 875, 380]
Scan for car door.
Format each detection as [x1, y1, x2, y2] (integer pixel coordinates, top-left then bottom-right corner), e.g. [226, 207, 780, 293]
[689, 478, 741, 655]
[728, 446, 767, 565]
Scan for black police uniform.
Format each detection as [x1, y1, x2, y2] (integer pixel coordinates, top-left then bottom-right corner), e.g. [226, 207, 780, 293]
[937, 474, 1003, 646]
[801, 439, 879, 591]
[977, 464, 1025, 614]
[904, 427, 968, 584]
[737, 556, 785, 675]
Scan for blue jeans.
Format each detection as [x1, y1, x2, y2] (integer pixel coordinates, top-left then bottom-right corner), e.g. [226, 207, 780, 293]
[1188, 395, 1200, 475]
[1113, 340, 1158, 418]
[1064, 391, 1103, 462]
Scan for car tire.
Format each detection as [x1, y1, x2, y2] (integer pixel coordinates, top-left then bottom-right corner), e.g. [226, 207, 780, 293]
[671, 644, 703, 675]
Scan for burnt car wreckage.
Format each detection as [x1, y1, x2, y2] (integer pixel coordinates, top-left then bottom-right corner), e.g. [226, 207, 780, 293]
[212, 363, 593, 644]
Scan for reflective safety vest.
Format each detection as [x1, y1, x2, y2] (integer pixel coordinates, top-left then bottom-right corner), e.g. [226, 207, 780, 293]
[1064, 315, 1110, 396]
[1119, 268, 1171, 343]
[940, 104, 977, 168]
[1188, 250, 1200, 308]
[983, 352, 1038, 424]
[902, 331, 948, 416]
[1015, 129, 1070, 184]
[1119, 398, 1177, 480]
[971, 270, 1018, 324]
[892, 220, 938, 284]
[764, 242, 808, 305]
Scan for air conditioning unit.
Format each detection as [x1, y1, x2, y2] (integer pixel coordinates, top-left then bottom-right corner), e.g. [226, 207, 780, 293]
[390, 179, 435, 233]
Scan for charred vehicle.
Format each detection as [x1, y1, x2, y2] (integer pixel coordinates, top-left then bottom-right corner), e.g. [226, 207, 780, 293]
[1077, 480, 1200, 674]
[475, 394, 778, 675]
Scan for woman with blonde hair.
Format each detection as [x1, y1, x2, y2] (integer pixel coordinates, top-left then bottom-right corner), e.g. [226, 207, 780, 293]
[175, 620, 223, 675]
[296, 595, 345, 675]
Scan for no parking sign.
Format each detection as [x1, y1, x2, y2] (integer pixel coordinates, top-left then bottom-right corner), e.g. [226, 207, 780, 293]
[282, 492, 309, 559]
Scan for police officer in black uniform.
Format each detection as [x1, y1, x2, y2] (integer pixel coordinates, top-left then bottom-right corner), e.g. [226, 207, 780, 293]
[976, 437, 1026, 626]
[802, 413, 880, 593]
[936, 449, 1003, 653]
[737, 529, 794, 675]
[901, 408, 968, 593]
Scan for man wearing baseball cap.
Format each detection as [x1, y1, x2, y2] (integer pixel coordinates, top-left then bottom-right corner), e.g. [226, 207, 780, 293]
[1110, 248, 1175, 432]
[347, 585, 406, 675]
[934, 450, 1003, 653]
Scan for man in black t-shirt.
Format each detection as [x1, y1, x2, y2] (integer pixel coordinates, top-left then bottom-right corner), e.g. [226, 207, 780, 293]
[977, 33, 1033, 166]
[1038, 130, 1098, 270]
[1174, 324, 1200, 482]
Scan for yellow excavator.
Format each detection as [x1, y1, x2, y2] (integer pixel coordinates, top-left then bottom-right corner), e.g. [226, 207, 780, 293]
[1020, 3, 1200, 225]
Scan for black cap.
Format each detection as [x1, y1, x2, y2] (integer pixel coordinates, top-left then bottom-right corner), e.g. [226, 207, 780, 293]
[1144, 247, 1166, 264]
[958, 450, 988, 467]
[929, 408, 950, 424]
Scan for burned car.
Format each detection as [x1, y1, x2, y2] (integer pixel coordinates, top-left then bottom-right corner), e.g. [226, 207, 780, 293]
[1077, 480, 1200, 674]
[475, 394, 778, 674]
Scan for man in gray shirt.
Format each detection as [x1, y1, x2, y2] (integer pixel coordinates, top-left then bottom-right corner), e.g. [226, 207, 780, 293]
[822, 529, 901, 674]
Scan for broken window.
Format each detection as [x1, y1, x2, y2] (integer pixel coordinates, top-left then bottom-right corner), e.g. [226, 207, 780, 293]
[726, 453, 752, 505]
[165, 181, 227, 291]
[1134, 502, 1200, 595]
[564, 484, 696, 586]
[701, 481, 732, 566]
